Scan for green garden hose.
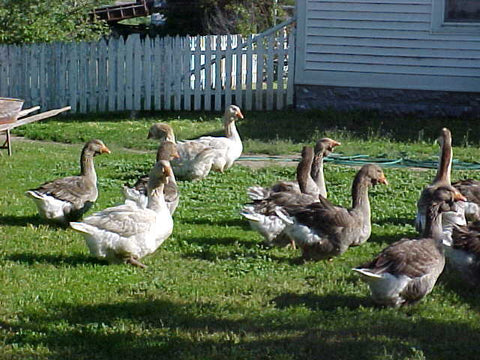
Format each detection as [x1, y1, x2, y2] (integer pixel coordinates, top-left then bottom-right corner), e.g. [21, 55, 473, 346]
[238, 154, 480, 170]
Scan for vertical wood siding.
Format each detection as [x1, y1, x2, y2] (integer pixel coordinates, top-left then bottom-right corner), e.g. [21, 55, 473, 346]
[0, 31, 295, 113]
[295, 0, 480, 92]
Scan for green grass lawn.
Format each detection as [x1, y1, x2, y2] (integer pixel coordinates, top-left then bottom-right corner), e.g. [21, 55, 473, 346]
[2, 110, 480, 359]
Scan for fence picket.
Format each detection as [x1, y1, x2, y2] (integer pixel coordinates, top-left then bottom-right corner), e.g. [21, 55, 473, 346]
[255, 37, 264, 110]
[286, 30, 295, 107]
[184, 36, 193, 111]
[116, 38, 126, 111]
[144, 36, 152, 111]
[193, 36, 201, 110]
[152, 37, 163, 110]
[224, 36, 233, 107]
[234, 35, 243, 108]
[133, 35, 142, 111]
[245, 36, 253, 111]
[266, 35, 275, 110]
[204, 36, 212, 111]
[214, 36, 222, 111]
[107, 39, 116, 111]
[276, 31, 286, 110]
[98, 38, 107, 112]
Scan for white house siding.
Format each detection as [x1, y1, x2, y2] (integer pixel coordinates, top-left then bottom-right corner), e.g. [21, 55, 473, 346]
[295, 0, 480, 93]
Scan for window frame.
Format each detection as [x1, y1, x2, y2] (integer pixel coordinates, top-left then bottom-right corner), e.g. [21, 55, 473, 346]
[431, 0, 480, 34]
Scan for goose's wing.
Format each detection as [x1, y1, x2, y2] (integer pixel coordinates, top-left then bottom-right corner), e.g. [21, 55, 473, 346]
[193, 135, 230, 151]
[359, 238, 442, 278]
[252, 191, 317, 216]
[32, 175, 95, 207]
[452, 223, 480, 256]
[79, 204, 157, 237]
[286, 201, 355, 234]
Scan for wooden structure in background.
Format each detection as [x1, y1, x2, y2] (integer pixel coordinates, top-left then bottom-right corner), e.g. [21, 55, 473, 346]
[0, 101, 71, 156]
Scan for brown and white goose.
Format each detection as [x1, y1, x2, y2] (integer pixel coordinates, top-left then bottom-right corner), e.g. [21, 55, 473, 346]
[241, 146, 322, 247]
[416, 128, 466, 236]
[123, 140, 180, 215]
[26, 139, 111, 224]
[277, 164, 388, 260]
[247, 138, 341, 201]
[354, 186, 466, 307]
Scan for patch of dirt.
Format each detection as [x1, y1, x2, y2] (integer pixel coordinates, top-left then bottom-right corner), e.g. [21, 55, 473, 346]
[5, 135, 299, 168]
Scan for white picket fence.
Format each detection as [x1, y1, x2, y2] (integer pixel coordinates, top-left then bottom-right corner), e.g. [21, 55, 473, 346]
[0, 28, 295, 113]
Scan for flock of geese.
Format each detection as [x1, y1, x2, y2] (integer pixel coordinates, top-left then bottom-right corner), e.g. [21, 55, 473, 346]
[22, 105, 480, 308]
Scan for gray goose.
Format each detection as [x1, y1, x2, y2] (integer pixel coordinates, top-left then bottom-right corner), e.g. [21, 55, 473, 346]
[354, 186, 466, 307]
[416, 128, 466, 236]
[241, 146, 321, 247]
[26, 139, 111, 224]
[123, 140, 180, 215]
[277, 164, 388, 260]
[247, 138, 341, 201]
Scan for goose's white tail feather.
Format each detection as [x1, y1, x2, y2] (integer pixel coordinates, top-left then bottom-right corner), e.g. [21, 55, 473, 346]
[247, 186, 270, 201]
[241, 205, 286, 243]
[274, 207, 295, 225]
[352, 268, 383, 280]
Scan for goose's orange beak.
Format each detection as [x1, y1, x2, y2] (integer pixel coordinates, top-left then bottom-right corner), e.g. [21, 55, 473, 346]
[379, 176, 388, 185]
[101, 146, 111, 154]
[454, 192, 467, 202]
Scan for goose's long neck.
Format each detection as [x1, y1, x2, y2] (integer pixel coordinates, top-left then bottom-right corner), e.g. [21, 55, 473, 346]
[351, 175, 371, 222]
[147, 182, 167, 212]
[423, 204, 443, 241]
[434, 138, 452, 184]
[80, 149, 97, 183]
[297, 148, 317, 196]
[311, 154, 327, 198]
[224, 118, 240, 141]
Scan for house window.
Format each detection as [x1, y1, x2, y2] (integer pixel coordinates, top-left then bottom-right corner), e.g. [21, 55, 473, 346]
[445, 0, 480, 22]
[432, 0, 480, 33]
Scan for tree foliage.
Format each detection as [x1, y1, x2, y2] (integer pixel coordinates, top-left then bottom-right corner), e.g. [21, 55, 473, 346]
[0, 0, 112, 44]
[161, 0, 292, 36]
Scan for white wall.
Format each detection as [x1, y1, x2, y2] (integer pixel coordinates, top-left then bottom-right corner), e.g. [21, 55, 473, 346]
[295, 0, 480, 92]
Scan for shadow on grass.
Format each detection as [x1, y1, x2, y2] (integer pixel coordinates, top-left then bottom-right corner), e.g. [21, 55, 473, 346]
[366, 231, 413, 246]
[4, 252, 106, 267]
[181, 235, 257, 249]
[0, 215, 53, 227]
[375, 216, 416, 227]
[439, 267, 480, 313]
[5, 297, 480, 359]
[272, 292, 369, 311]
[182, 217, 251, 230]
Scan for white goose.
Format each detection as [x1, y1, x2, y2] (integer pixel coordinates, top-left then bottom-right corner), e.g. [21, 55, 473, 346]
[149, 105, 243, 181]
[70, 160, 174, 268]
[25, 139, 111, 224]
